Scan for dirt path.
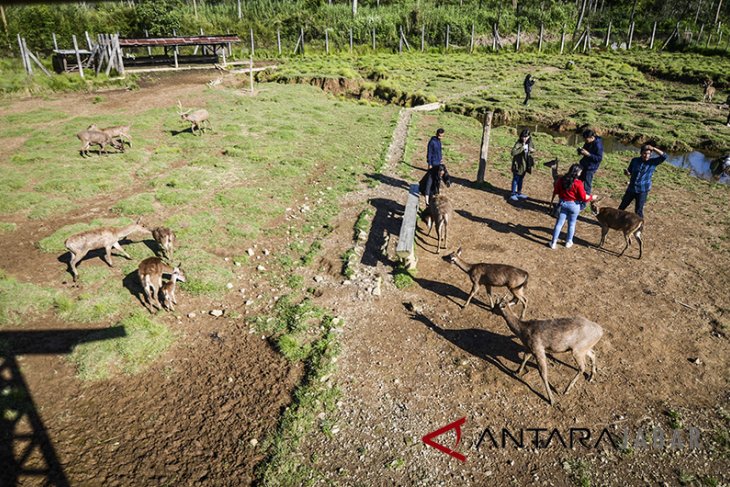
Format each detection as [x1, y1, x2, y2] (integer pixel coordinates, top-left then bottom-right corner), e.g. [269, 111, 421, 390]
[301, 111, 730, 485]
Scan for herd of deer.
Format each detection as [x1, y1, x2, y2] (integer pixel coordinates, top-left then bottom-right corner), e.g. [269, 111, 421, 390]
[64, 220, 184, 312]
[75, 100, 211, 157]
[419, 175, 649, 404]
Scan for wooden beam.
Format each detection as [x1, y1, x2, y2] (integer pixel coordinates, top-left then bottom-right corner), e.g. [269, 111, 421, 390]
[395, 184, 421, 270]
[72, 34, 84, 78]
[650, 21, 657, 49]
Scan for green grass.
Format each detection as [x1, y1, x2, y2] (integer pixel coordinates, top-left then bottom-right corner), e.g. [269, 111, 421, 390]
[0, 222, 16, 233]
[0, 269, 58, 325]
[69, 311, 174, 381]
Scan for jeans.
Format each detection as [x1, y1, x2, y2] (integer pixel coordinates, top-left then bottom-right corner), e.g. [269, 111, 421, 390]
[618, 187, 648, 218]
[511, 173, 525, 195]
[551, 201, 582, 245]
[580, 169, 596, 195]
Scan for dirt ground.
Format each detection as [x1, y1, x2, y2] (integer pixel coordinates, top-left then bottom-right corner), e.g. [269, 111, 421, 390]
[1, 71, 728, 486]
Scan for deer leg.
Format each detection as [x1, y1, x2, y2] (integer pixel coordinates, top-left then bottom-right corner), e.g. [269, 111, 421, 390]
[463, 282, 479, 309]
[68, 251, 82, 282]
[586, 349, 597, 381]
[619, 233, 631, 256]
[534, 348, 554, 405]
[442, 219, 448, 250]
[485, 285, 495, 308]
[436, 222, 443, 254]
[112, 241, 132, 260]
[565, 351, 587, 394]
[103, 246, 114, 267]
[599, 227, 609, 248]
[513, 286, 528, 319]
[516, 352, 532, 375]
[635, 231, 643, 259]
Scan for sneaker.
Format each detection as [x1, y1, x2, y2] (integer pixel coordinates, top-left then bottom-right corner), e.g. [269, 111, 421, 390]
[510, 194, 520, 201]
[549, 242, 557, 249]
[543, 159, 559, 168]
[517, 193, 529, 200]
[565, 241, 574, 248]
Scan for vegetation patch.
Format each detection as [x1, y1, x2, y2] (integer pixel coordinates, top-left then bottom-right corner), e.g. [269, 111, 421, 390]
[0, 269, 58, 326]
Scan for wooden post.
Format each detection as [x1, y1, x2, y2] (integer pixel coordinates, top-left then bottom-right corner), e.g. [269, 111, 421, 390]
[698, 23, 705, 44]
[173, 42, 179, 68]
[115, 34, 124, 75]
[301, 27, 305, 55]
[277, 28, 282, 55]
[421, 24, 425, 51]
[26, 47, 51, 76]
[85, 31, 93, 51]
[192, 0, 198, 19]
[446, 24, 450, 50]
[326, 29, 330, 54]
[470, 23, 475, 53]
[250, 28, 254, 58]
[493, 23, 498, 51]
[398, 26, 403, 53]
[293, 31, 302, 54]
[249, 55, 254, 94]
[584, 25, 591, 51]
[17, 34, 29, 74]
[538, 23, 544, 52]
[573, 29, 586, 51]
[145, 29, 152, 56]
[237, 0, 242, 20]
[706, 33, 713, 48]
[718, 29, 724, 46]
[52, 32, 58, 51]
[72, 34, 84, 78]
[560, 24, 566, 54]
[221, 43, 227, 66]
[628, 21, 635, 49]
[605, 21, 612, 47]
[650, 21, 657, 49]
[516, 23, 521, 51]
[349, 28, 353, 52]
[372, 28, 375, 50]
[477, 110, 493, 183]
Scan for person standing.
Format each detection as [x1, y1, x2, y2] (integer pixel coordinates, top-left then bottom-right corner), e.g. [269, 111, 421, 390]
[523, 74, 535, 105]
[549, 164, 595, 249]
[726, 95, 730, 127]
[577, 128, 603, 195]
[617, 144, 666, 218]
[427, 128, 445, 168]
[509, 128, 535, 201]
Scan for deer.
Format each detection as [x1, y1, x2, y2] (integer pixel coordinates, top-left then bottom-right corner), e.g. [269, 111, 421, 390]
[494, 297, 604, 406]
[177, 100, 211, 135]
[76, 128, 122, 157]
[160, 266, 186, 311]
[87, 124, 132, 150]
[64, 218, 148, 282]
[151, 227, 176, 261]
[425, 194, 453, 254]
[702, 79, 716, 103]
[590, 200, 644, 259]
[445, 247, 529, 318]
[138, 257, 185, 311]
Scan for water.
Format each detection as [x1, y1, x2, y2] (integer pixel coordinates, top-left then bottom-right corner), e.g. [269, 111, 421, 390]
[524, 124, 729, 185]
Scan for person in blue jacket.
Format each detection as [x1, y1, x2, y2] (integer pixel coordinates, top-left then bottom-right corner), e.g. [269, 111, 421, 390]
[577, 128, 603, 195]
[427, 128, 445, 168]
[618, 144, 666, 218]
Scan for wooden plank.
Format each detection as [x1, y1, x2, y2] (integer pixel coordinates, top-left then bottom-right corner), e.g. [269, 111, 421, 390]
[395, 184, 421, 268]
[72, 35, 84, 78]
[26, 49, 52, 76]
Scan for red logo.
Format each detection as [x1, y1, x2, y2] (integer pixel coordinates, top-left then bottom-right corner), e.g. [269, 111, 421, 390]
[422, 417, 467, 462]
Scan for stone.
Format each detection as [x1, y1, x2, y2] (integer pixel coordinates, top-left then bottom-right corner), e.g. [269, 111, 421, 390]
[226, 283, 234, 289]
[257, 265, 266, 272]
[247, 248, 255, 256]
[210, 310, 224, 317]
[187, 312, 197, 319]
[314, 275, 324, 283]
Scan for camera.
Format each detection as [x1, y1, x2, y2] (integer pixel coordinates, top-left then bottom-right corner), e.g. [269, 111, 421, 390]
[576, 147, 583, 155]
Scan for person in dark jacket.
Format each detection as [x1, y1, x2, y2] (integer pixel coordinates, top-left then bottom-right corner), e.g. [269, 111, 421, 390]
[427, 128, 445, 168]
[419, 163, 451, 206]
[509, 128, 535, 201]
[618, 144, 666, 218]
[577, 128, 603, 195]
[523, 74, 535, 105]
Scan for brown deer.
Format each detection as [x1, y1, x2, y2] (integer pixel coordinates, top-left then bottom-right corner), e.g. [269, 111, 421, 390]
[177, 100, 211, 135]
[425, 194, 453, 253]
[151, 227, 176, 261]
[76, 128, 121, 157]
[160, 266, 186, 311]
[138, 257, 185, 311]
[703, 80, 716, 103]
[87, 124, 132, 150]
[64, 219, 148, 282]
[495, 298, 604, 406]
[445, 247, 529, 318]
[590, 200, 644, 259]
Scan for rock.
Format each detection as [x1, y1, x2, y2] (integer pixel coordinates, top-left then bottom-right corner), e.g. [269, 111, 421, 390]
[245, 300, 254, 306]
[247, 248, 255, 256]
[689, 357, 702, 365]
[210, 310, 224, 317]
[224, 257, 229, 262]
[342, 280, 351, 285]
[257, 265, 266, 272]
[263, 248, 270, 255]
[314, 275, 324, 283]
[372, 275, 382, 296]
[234, 261, 241, 267]
[226, 283, 234, 289]
[187, 312, 197, 319]
[250, 438, 258, 447]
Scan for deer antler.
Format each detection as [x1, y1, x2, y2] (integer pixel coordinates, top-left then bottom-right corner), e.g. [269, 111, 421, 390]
[176, 100, 189, 115]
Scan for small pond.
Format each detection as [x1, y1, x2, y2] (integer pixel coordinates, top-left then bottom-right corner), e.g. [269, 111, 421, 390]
[522, 124, 729, 185]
